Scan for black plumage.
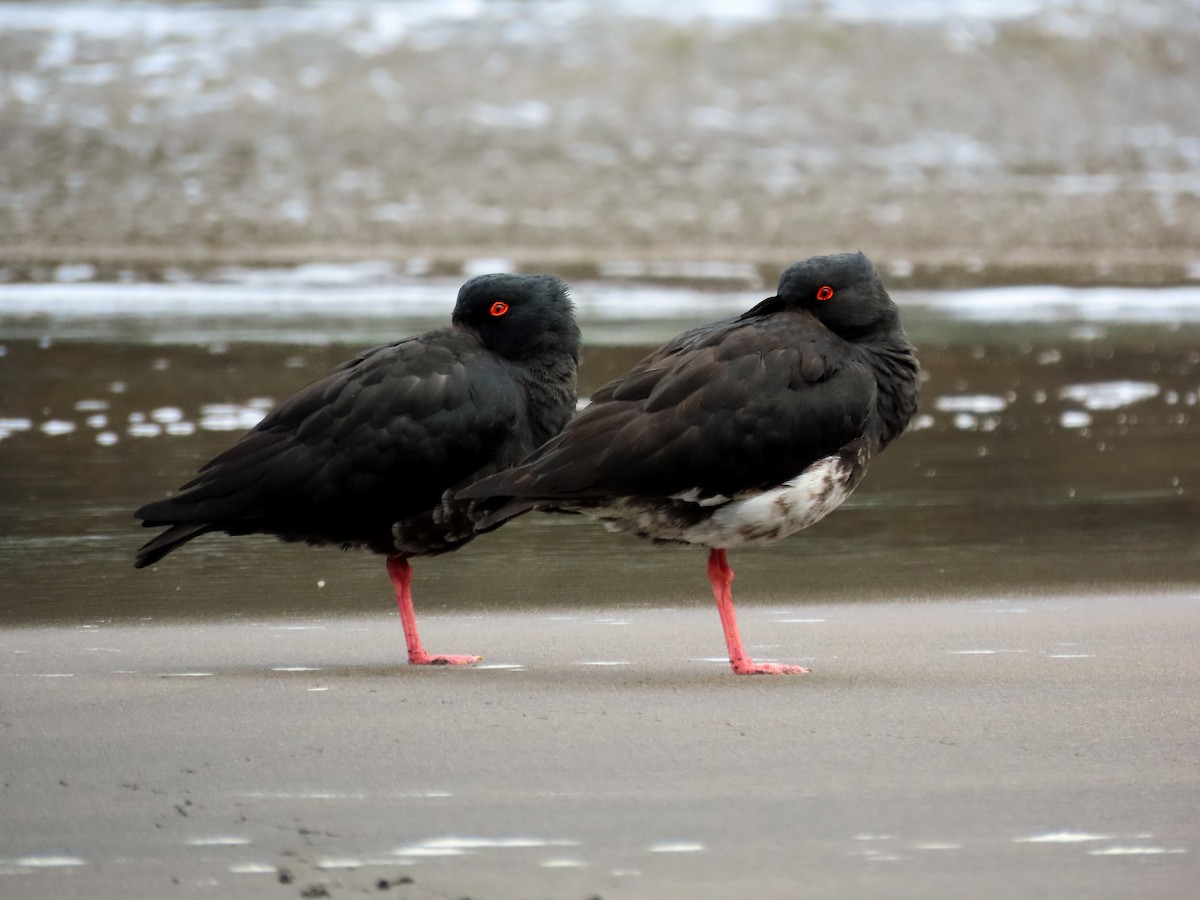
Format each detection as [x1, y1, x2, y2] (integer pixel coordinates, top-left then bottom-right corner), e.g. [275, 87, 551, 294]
[135, 273, 580, 665]
[459, 252, 919, 674]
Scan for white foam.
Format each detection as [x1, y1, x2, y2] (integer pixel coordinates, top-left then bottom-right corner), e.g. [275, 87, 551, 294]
[14, 855, 86, 868]
[150, 406, 184, 423]
[1015, 831, 1112, 843]
[127, 422, 162, 438]
[934, 394, 1006, 414]
[919, 286, 1200, 324]
[418, 837, 578, 850]
[647, 841, 705, 853]
[0, 0, 1176, 40]
[1059, 381, 1160, 410]
[227, 863, 276, 874]
[1060, 410, 1093, 429]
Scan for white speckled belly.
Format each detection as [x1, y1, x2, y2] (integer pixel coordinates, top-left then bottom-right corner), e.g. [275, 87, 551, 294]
[587, 454, 859, 548]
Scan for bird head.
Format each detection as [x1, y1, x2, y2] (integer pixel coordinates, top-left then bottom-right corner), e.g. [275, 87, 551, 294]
[452, 273, 581, 363]
[775, 252, 900, 342]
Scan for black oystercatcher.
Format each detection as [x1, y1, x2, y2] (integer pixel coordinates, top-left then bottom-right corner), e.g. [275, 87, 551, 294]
[459, 252, 919, 674]
[135, 274, 581, 666]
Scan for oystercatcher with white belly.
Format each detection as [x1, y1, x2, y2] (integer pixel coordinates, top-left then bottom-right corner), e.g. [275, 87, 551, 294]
[460, 252, 919, 674]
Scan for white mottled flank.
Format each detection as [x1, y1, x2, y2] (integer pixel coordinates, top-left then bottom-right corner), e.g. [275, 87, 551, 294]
[668, 487, 731, 507]
[1059, 381, 1160, 410]
[647, 841, 705, 853]
[600, 454, 854, 547]
[1015, 831, 1113, 843]
[706, 455, 853, 545]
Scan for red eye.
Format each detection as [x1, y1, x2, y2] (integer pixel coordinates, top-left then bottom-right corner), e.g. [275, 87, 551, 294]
[816, 285, 834, 301]
[489, 301, 509, 317]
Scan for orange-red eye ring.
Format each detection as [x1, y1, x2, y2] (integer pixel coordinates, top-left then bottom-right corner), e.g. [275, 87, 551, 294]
[816, 285, 834, 301]
[489, 301, 510, 317]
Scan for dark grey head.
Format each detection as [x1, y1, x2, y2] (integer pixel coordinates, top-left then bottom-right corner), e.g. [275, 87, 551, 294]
[452, 274, 581, 363]
[776, 252, 900, 342]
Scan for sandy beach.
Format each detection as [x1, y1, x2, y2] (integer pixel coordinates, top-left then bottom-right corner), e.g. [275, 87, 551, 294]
[3, 592, 1196, 899]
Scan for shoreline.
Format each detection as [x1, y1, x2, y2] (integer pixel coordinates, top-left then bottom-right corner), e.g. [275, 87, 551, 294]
[2, 244, 1199, 290]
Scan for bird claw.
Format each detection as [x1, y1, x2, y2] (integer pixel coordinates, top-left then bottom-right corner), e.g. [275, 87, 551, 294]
[731, 661, 810, 675]
[409, 652, 482, 666]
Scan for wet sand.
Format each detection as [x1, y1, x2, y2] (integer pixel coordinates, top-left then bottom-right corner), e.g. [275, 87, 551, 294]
[2, 592, 1196, 898]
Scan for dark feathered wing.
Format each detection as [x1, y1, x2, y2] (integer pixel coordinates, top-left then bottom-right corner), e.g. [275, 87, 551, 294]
[135, 331, 524, 565]
[460, 309, 876, 511]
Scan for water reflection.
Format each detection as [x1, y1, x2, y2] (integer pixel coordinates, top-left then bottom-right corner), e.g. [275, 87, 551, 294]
[0, 301, 1196, 624]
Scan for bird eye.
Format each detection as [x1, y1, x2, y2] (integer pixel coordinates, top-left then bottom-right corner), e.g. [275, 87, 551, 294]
[816, 285, 834, 301]
[489, 301, 509, 317]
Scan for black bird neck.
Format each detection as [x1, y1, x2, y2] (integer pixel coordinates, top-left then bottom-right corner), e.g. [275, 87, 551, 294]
[518, 352, 579, 446]
[861, 331, 921, 452]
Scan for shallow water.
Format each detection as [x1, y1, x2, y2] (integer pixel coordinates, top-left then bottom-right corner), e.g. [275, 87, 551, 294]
[1, 279, 1197, 624]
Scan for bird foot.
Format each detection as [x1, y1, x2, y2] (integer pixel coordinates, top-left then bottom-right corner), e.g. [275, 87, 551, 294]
[730, 660, 811, 675]
[408, 652, 482, 666]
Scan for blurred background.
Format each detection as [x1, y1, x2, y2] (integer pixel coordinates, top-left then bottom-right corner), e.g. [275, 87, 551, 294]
[1, 0, 1197, 624]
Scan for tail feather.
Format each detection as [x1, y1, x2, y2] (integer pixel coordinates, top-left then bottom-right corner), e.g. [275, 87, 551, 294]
[134, 523, 216, 569]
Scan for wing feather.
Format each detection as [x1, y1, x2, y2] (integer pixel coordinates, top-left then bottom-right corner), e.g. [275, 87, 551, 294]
[464, 311, 874, 502]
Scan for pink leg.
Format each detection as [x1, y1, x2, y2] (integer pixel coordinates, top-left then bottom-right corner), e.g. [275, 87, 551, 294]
[386, 557, 480, 666]
[707, 548, 809, 675]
